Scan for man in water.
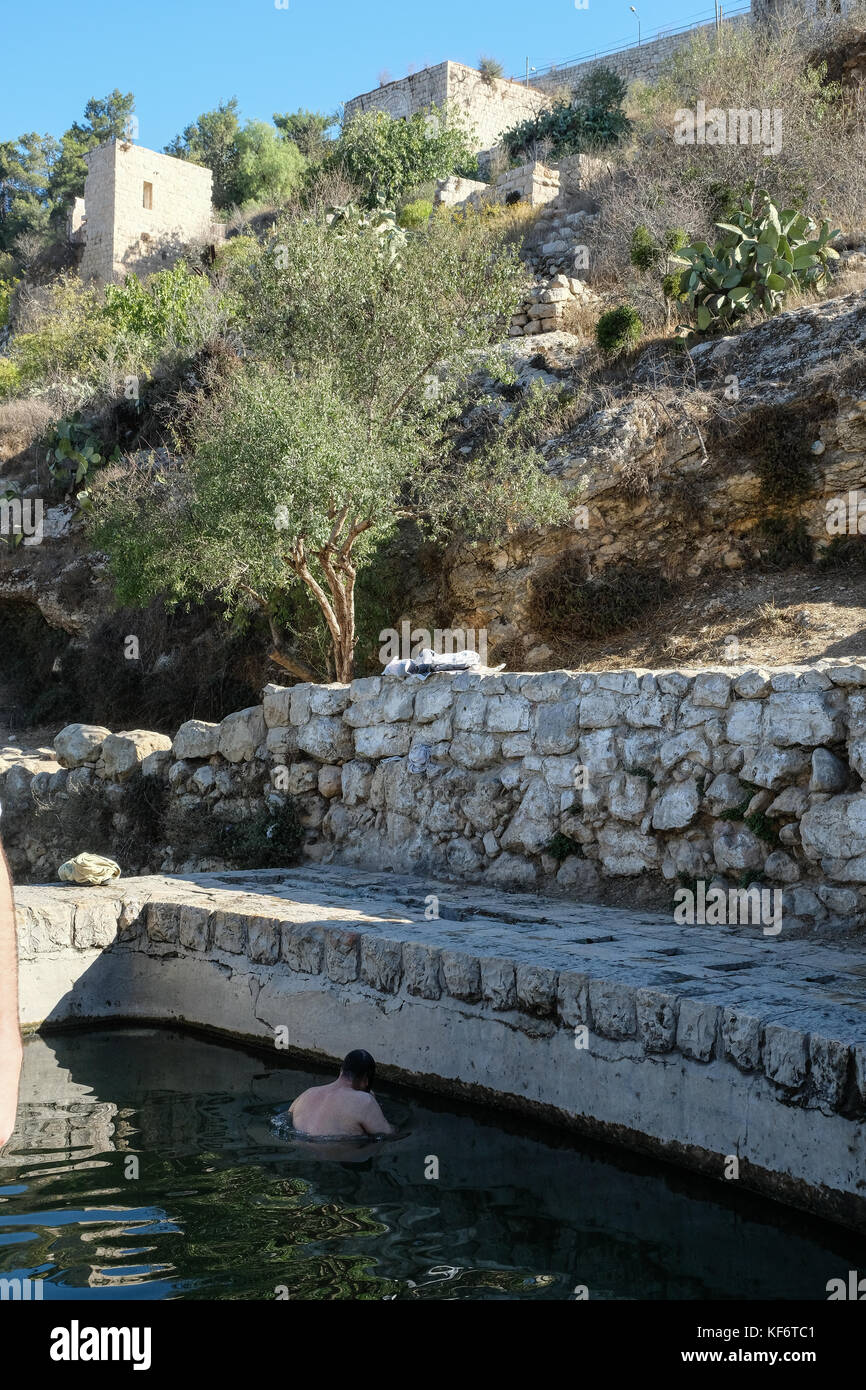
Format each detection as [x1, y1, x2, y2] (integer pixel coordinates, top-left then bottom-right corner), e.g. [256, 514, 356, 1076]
[0, 829, 22, 1149]
[289, 1050, 393, 1138]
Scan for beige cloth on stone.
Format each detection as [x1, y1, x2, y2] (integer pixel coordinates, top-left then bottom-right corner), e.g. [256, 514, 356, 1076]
[58, 853, 121, 885]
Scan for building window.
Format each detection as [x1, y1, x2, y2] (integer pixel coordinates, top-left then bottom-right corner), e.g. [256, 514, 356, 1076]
[142, 182, 153, 210]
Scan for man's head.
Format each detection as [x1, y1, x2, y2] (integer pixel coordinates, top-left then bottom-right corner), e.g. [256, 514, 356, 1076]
[340, 1049, 376, 1092]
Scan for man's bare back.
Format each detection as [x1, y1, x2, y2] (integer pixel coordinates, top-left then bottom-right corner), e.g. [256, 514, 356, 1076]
[288, 1050, 393, 1139]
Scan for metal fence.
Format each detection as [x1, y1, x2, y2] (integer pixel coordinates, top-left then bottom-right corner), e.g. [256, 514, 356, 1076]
[512, 2, 753, 82]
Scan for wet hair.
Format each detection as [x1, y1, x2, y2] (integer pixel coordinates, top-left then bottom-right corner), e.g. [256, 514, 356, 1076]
[340, 1049, 376, 1086]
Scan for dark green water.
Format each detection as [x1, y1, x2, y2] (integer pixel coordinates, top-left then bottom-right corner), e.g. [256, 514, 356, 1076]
[0, 1026, 863, 1301]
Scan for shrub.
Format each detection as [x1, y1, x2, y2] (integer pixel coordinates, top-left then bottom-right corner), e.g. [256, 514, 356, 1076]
[479, 56, 504, 84]
[103, 260, 225, 353]
[531, 556, 672, 641]
[0, 360, 21, 399]
[398, 198, 433, 229]
[501, 66, 630, 162]
[595, 303, 643, 357]
[673, 192, 840, 331]
[9, 274, 112, 386]
[43, 414, 121, 494]
[325, 106, 477, 207]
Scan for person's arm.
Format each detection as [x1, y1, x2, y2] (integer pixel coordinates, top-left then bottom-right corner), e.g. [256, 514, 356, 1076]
[0, 834, 22, 1149]
[360, 1093, 394, 1136]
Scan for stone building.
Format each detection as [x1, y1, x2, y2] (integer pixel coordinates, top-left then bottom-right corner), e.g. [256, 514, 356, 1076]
[343, 60, 548, 160]
[77, 140, 216, 285]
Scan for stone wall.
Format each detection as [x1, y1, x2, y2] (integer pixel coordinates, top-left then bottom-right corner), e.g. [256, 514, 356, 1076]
[79, 141, 216, 285]
[14, 866, 866, 1232]
[529, 13, 752, 99]
[344, 61, 548, 156]
[4, 660, 866, 935]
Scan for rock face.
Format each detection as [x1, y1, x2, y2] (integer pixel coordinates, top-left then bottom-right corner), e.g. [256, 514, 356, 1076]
[4, 660, 866, 937]
[412, 289, 866, 667]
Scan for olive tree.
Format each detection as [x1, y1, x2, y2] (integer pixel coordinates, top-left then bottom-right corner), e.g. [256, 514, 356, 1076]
[90, 208, 567, 682]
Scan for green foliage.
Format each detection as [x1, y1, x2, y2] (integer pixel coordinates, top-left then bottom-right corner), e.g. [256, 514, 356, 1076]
[501, 66, 630, 162]
[0, 359, 20, 398]
[168, 100, 305, 209]
[44, 414, 120, 493]
[272, 109, 335, 159]
[595, 303, 643, 357]
[0, 276, 19, 327]
[478, 57, 505, 84]
[630, 224, 660, 272]
[673, 192, 840, 331]
[103, 261, 223, 353]
[230, 799, 305, 869]
[325, 106, 477, 207]
[9, 274, 112, 385]
[546, 832, 583, 862]
[398, 198, 433, 229]
[91, 209, 565, 677]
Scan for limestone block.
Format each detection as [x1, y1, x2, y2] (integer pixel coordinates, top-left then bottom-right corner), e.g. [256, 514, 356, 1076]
[763, 693, 843, 747]
[722, 1009, 762, 1071]
[178, 905, 211, 952]
[402, 941, 441, 998]
[809, 748, 849, 793]
[262, 683, 293, 728]
[676, 1000, 719, 1061]
[636, 989, 678, 1052]
[762, 1024, 808, 1089]
[652, 781, 700, 831]
[297, 715, 354, 763]
[54, 724, 111, 768]
[309, 683, 351, 716]
[354, 725, 412, 759]
[516, 964, 558, 1016]
[440, 949, 482, 1001]
[211, 910, 247, 955]
[360, 935, 403, 992]
[740, 746, 809, 790]
[588, 979, 636, 1039]
[810, 1034, 849, 1109]
[691, 672, 731, 708]
[219, 707, 266, 763]
[325, 927, 360, 983]
[480, 956, 517, 1010]
[173, 719, 220, 759]
[341, 760, 374, 806]
[247, 916, 282, 965]
[280, 922, 324, 973]
[801, 794, 866, 861]
[597, 824, 658, 875]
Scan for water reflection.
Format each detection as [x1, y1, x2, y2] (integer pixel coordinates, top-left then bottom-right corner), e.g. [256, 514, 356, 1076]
[0, 1027, 863, 1300]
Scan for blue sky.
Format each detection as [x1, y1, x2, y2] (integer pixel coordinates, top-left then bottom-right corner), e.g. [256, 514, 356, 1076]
[2, 0, 739, 149]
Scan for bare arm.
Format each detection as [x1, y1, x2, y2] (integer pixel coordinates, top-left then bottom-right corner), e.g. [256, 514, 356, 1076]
[0, 834, 22, 1148]
[360, 1092, 394, 1136]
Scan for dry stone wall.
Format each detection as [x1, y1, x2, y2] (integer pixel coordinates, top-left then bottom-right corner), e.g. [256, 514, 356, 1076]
[4, 661, 866, 937]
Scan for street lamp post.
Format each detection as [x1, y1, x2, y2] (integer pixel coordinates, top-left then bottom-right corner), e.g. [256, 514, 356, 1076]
[630, 5, 641, 46]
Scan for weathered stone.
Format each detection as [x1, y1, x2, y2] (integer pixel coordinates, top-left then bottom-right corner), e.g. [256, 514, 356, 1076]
[588, 979, 636, 1039]
[360, 935, 403, 992]
[801, 794, 866, 861]
[810, 1035, 849, 1110]
[480, 956, 516, 1009]
[402, 941, 441, 998]
[219, 707, 266, 763]
[740, 747, 810, 790]
[211, 909, 246, 954]
[809, 747, 850, 793]
[325, 927, 360, 983]
[501, 778, 557, 854]
[247, 916, 282, 965]
[652, 781, 699, 831]
[54, 723, 111, 768]
[73, 903, 117, 949]
[280, 922, 324, 973]
[516, 964, 558, 1016]
[713, 826, 765, 872]
[262, 684, 293, 728]
[318, 764, 342, 798]
[173, 719, 220, 760]
[441, 949, 482, 1001]
[762, 1024, 808, 1090]
[676, 1000, 719, 1062]
[636, 989, 678, 1051]
[298, 715, 354, 763]
[146, 901, 179, 945]
[597, 824, 658, 875]
[704, 773, 746, 815]
[722, 1009, 762, 1071]
[354, 724, 412, 759]
[178, 905, 211, 952]
[309, 683, 351, 717]
[691, 672, 731, 708]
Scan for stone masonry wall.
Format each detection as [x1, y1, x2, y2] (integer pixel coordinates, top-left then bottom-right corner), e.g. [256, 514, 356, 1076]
[4, 661, 866, 937]
[79, 141, 216, 285]
[344, 61, 548, 157]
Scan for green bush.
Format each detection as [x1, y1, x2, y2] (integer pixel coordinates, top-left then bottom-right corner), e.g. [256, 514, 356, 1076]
[324, 106, 477, 208]
[0, 359, 21, 398]
[478, 57, 504, 84]
[103, 260, 223, 352]
[398, 198, 433, 229]
[630, 225, 660, 272]
[43, 414, 121, 494]
[595, 304, 643, 357]
[0, 277, 18, 328]
[501, 66, 630, 162]
[9, 275, 112, 385]
[673, 192, 840, 332]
